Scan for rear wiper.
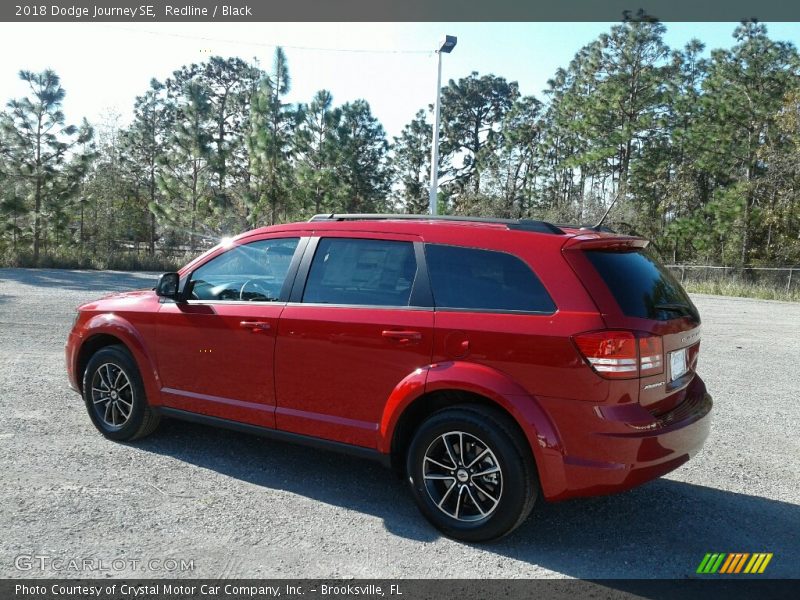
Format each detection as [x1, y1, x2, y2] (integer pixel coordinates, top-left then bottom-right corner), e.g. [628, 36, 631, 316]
[655, 303, 693, 316]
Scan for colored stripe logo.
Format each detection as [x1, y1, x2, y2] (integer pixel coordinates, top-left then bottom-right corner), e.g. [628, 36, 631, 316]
[697, 553, 773, 574]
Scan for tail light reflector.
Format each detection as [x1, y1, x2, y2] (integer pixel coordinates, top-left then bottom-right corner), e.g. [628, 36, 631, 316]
[573, 330, 664, 379]
[638, 335, 664, 375]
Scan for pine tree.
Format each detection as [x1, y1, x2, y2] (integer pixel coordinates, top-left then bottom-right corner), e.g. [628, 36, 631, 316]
[485, 95, 543, 218]
[294, 90, 342, 216]
[440, 72, 519, 207]
[588, 21, 670, 220]
[391, 110, 432, 214]
[199, 56, 262, 213]
[1, 70, 92, 261]
[335, 100, 390, 213]
[699, 21, 799, 264]
[246, 47, 297, 226]
[157, 81, 213, 252]
[121, 79, 172, 254]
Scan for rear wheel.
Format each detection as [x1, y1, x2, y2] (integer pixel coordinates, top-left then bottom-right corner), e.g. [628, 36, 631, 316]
[405, 405, 538, 542]
[82, 345, 160, 441]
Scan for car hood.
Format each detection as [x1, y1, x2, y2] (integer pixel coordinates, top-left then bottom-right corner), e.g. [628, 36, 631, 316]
[79, 289, 157, 311]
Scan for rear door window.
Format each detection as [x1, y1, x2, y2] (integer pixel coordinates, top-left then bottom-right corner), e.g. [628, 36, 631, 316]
[302, 238, 417, 306]
[424, 244, 555, 313]
[585, 250, 699, 321]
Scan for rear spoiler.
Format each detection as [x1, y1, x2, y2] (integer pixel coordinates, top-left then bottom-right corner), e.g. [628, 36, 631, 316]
[562, 234, 649, 251]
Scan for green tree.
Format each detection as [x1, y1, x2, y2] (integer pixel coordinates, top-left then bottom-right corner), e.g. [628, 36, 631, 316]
[539, 40, 605, 218]
[246, 47, 297, 226]
[758, 89, 800, 264]
[294, 89, 342, 216]
[657, 40, 709, 261]
[391, 110, 431, 214]
[82, 111, 137, 257]
[587, 21, 670, 218]
[157, 81, 213, 252]
[121, 79, 173, 254]
[334, 99, 390, 213]
[484, 95, 543, 217]
[698, 21, 799, 264]
[440, 72, 519, 206]
[1, 69, 93, 261]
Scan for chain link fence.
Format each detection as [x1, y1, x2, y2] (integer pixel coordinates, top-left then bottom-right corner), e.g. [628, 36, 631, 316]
[665, 265, 800, 293]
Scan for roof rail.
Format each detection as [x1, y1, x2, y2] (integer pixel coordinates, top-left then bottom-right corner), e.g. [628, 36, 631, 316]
[308, 213, 565, 235]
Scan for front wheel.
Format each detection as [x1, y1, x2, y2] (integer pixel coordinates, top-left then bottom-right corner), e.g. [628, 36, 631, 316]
[82, 345, 160, 441]
[406, 405, 538, 542]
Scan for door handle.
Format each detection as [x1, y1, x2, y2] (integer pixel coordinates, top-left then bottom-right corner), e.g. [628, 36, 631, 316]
[381, 330, 422, 344]
[240, 320, 271, 332]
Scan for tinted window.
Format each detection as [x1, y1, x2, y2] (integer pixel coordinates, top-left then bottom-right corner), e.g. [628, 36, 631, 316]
[303, 238, 417, 306]
[586, 250, 699, 321]
[425, 244, 556, 313]
[189, 238, 299, 302]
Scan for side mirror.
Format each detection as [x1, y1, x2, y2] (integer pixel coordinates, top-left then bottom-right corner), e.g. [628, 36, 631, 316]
[155, 272, 182, 301]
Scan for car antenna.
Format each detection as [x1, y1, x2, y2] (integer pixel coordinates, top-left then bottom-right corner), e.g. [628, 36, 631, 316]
[592, 188, 623, 230]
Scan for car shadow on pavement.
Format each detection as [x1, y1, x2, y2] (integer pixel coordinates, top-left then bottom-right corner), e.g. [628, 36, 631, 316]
[138, 419, 799, 578]
[495, 477, 799, 578]
[0, 268, 160, 293]
[136, 419, 438, 543]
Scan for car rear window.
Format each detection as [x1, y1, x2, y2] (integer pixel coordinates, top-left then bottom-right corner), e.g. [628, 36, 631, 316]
[425, 244, 556, 313]
[585, 250, 699, 321]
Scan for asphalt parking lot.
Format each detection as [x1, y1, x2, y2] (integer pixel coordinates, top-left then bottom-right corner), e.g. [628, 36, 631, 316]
[0, 268, 798, 579]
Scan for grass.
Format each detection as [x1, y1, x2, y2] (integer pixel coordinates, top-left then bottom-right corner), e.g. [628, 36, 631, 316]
[684, 279, 800, 302]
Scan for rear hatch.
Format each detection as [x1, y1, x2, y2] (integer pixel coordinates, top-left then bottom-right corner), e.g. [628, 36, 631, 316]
[563, 234, 702, 415]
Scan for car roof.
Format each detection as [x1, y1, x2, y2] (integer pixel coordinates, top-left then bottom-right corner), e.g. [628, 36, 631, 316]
[180, 214, 641, 276]
[235, 214, 603, 241]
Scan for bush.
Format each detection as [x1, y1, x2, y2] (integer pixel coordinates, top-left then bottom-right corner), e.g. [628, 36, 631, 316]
[0, 248, 190, 272]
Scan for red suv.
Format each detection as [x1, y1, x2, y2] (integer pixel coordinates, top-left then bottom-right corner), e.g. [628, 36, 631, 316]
[65, 214, 712, 541]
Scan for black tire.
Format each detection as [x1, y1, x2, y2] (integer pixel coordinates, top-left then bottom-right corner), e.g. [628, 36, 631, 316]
[82, 345, 160, 441]
[406, 404, 538, 542]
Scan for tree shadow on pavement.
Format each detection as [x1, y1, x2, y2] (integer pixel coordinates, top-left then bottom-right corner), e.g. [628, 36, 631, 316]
[0, 268, 159, 293]
[138, 418, 799, 578]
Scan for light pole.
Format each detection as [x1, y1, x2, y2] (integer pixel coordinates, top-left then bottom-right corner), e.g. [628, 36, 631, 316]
[428, 35, 457, 216]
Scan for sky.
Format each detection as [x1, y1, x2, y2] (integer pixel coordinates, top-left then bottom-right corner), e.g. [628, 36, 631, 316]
[1, 21, 799, 140]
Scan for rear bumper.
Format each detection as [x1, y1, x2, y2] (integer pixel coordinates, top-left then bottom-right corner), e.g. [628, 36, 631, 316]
[537, 378, 712, 501]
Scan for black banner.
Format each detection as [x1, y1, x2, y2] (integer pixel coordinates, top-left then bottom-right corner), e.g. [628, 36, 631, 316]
[2, 1, 800, 22]
[2, 579, 800, 600]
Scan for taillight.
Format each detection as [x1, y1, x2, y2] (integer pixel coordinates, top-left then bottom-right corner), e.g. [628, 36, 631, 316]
[573, 330, 664, 379]
[638, 335, 664, 375]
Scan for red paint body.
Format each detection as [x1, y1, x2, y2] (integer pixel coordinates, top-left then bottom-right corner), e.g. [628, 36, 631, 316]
[66, 219, 712, 501]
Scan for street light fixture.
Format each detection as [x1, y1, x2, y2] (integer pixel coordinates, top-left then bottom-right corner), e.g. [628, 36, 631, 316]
[428, 35, 457, 216]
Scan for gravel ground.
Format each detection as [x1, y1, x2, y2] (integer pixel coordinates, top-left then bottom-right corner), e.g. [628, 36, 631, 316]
[0, 268, 798, 580]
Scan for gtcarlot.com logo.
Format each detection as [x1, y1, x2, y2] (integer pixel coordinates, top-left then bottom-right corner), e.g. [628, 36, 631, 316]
[14, 554, 195, 573]
[696, 552, 773, 574]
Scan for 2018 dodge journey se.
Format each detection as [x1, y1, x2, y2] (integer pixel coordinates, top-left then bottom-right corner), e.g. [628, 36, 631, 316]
[66, 214, 712, 541]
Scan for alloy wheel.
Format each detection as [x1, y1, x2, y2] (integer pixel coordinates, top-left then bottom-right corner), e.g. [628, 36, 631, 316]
[422, 430, 503, 522]
[90, 363, 134, 430]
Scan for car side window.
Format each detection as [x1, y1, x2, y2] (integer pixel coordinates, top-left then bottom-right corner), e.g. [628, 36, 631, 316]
[188, 238, 300, 302]
[425, 244, 556, 313]
[302, 238, 417, 307]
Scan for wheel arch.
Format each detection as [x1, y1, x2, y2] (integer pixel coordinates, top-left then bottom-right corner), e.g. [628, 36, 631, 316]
[75, 315, 161, 405]
[76, 333, 126, 392]
[380, 362, 565, 489]
[387, 388, 524, 472]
